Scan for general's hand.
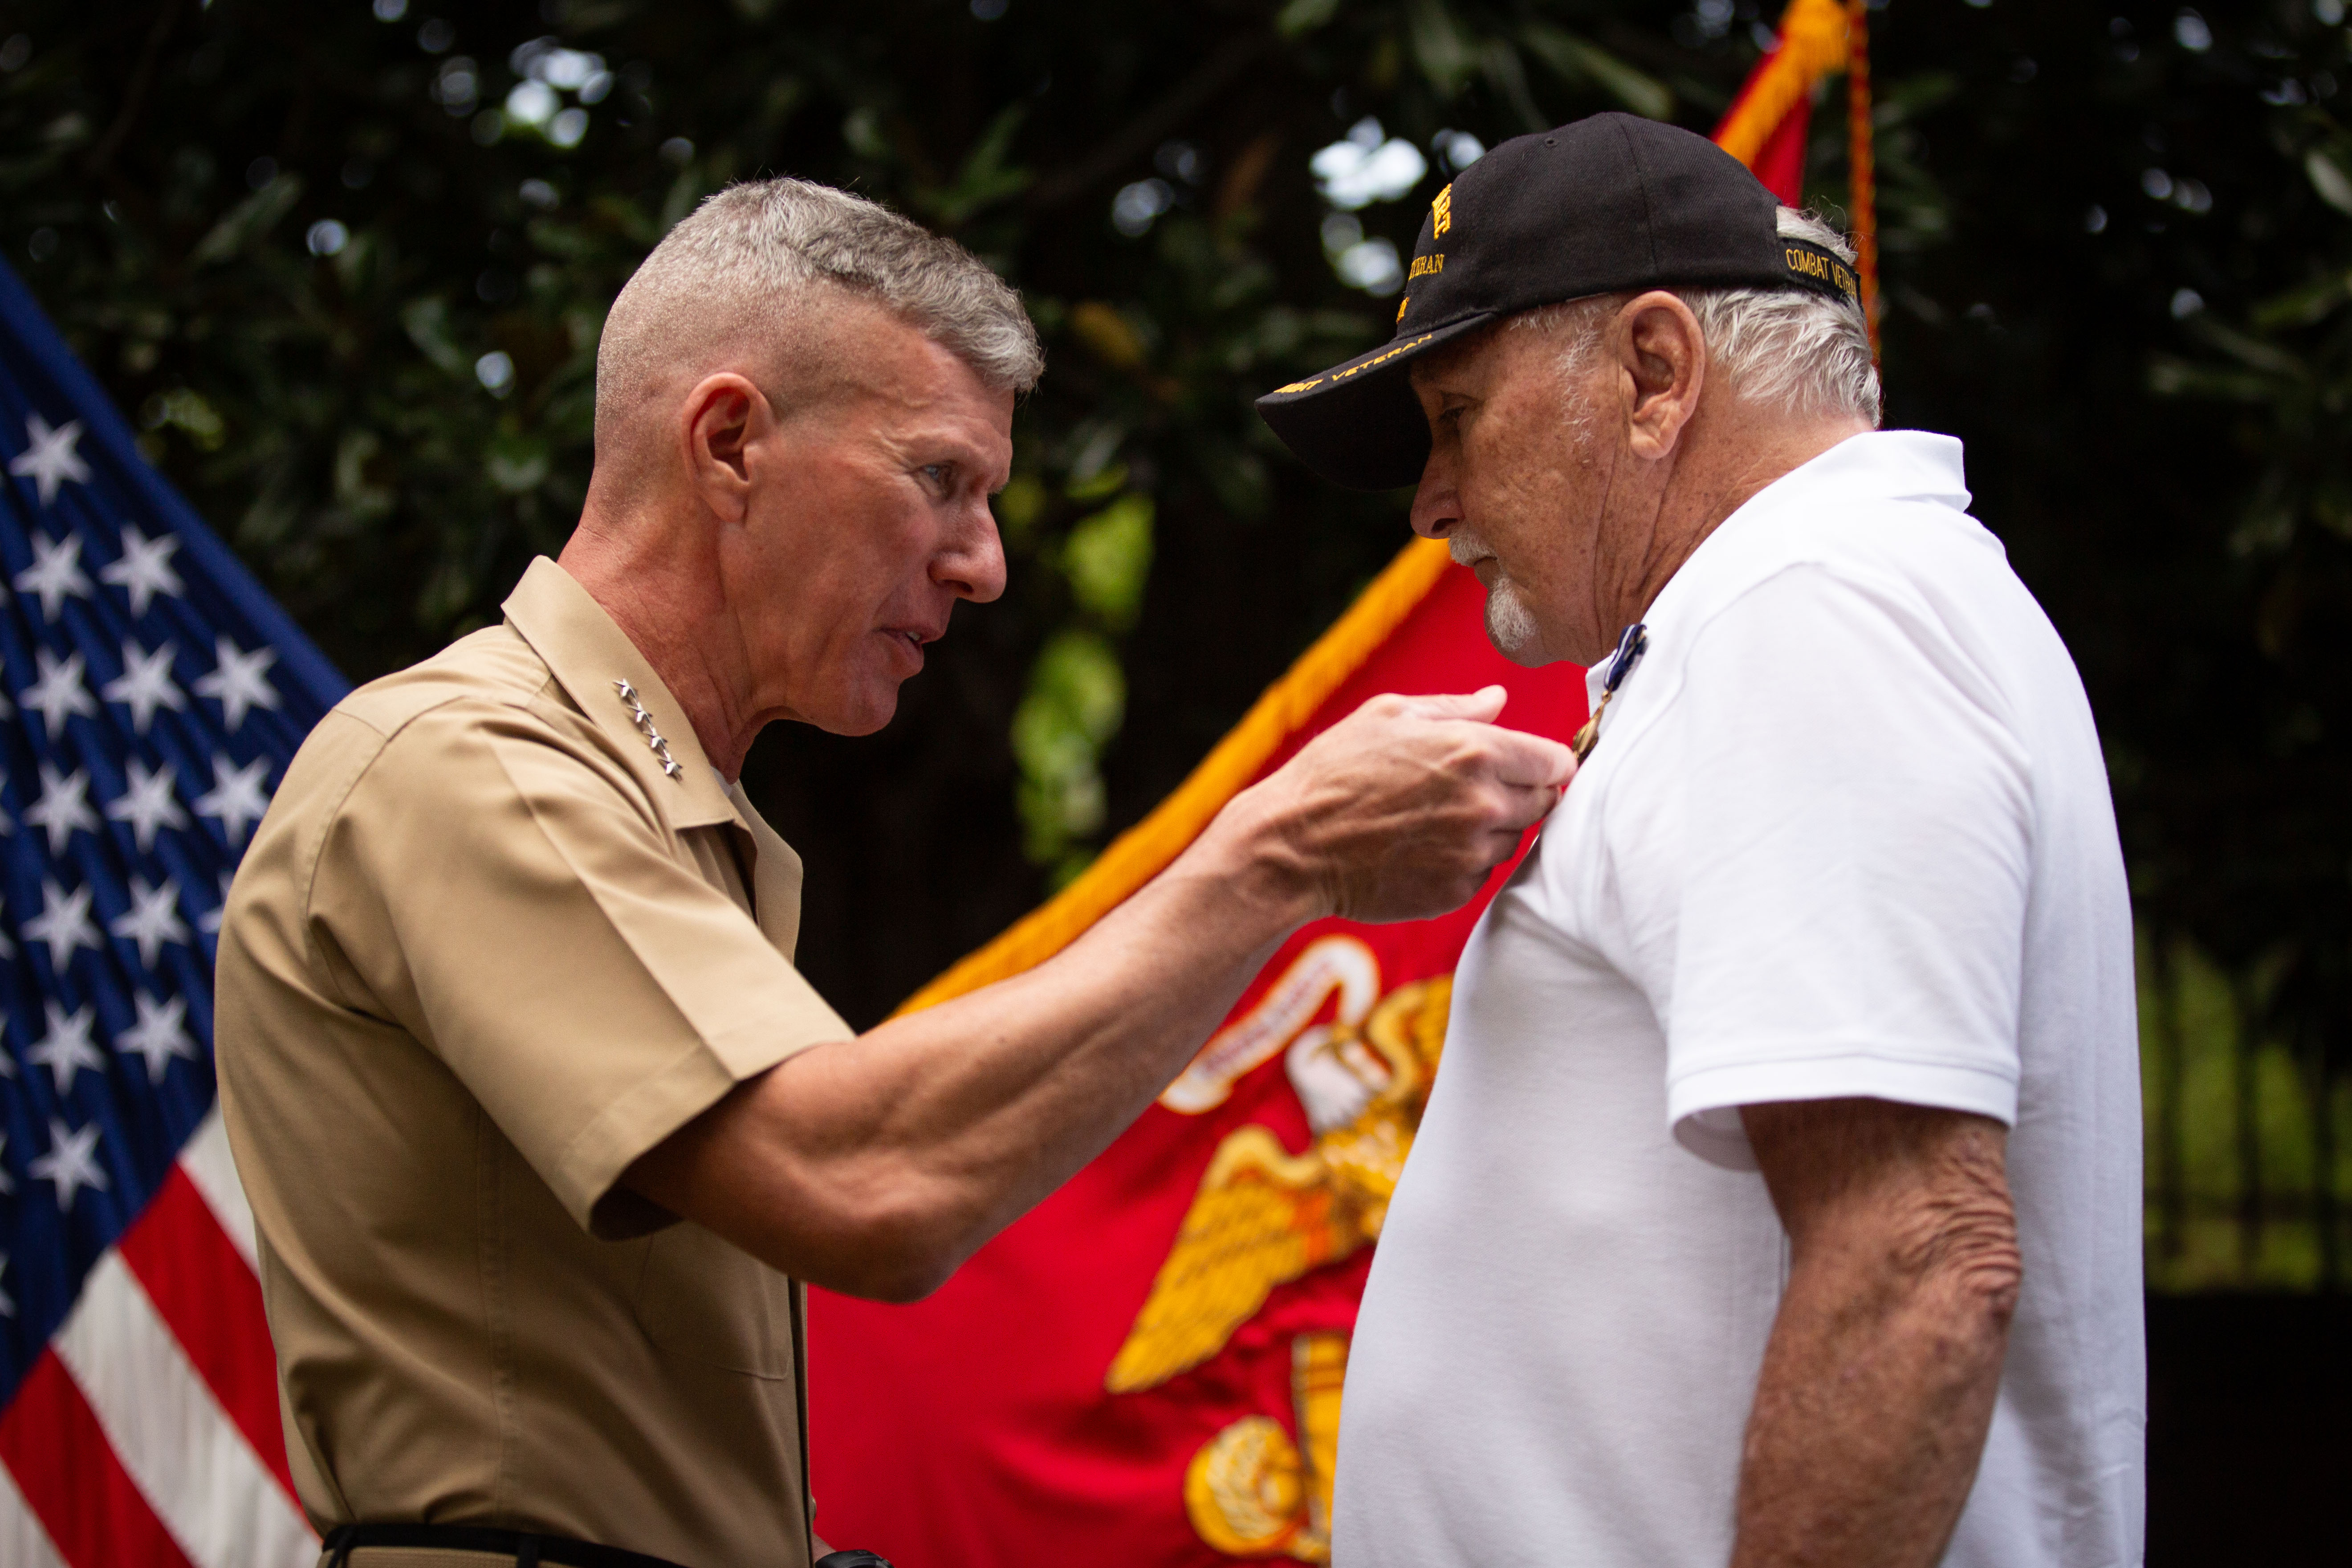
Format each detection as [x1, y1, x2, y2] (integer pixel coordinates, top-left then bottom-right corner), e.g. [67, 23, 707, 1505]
[1239, 685, 1575, 924]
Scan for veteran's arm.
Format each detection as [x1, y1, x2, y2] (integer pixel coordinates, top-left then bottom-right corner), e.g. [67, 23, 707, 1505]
[627, 688, 1572, 1301]
[1729, 1097, 2022, 1568]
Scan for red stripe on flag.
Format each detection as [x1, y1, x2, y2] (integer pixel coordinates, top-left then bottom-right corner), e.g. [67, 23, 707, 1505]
[0, 1352, 197, 1568]
[115, 1168, 297, 1503]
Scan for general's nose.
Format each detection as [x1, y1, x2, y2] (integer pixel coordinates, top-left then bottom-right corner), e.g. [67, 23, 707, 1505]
[939, 497, 1008, 603]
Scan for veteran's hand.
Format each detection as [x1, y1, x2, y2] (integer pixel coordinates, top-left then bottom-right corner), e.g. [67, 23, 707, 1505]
[1227, 685, 1575, 924]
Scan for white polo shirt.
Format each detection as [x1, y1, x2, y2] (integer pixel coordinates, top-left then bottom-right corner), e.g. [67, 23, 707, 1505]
[1332, 432, 2144, 1567]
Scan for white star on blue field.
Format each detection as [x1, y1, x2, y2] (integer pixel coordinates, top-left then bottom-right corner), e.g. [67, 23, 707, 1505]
[0, 255, 346, 1397]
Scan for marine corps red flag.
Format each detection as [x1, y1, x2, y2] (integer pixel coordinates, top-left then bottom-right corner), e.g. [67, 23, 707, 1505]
[809, 542, 1586, 1564]
[809, 16, 1882, 1557]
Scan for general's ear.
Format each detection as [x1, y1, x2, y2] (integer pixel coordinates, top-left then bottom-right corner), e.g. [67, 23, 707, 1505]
[1608, 291, 1707, 461]
[679, 371, 776, 523]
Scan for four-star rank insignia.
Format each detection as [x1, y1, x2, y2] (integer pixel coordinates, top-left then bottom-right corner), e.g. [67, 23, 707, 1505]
[613, 678, 685, 780]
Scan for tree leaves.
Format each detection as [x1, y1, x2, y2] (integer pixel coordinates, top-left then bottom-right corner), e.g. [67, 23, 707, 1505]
[2304, 147, 2352, 216]
[187, 173, 305, 269]
[1519, 25, 1673, 122]
[27, 0, 2335, 1087]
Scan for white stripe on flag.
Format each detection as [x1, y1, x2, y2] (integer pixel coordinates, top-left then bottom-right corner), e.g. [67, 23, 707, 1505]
[50, 1253, 313, 1568]
[175, 1110, 259, 1272]
[0, 1455, 68, 1568]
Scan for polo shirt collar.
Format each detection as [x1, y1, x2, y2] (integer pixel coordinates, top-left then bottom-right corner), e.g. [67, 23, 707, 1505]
[1752, 429, 1973, 513]
[1590, 432, 1981, 715]
[501, 557, 740, 831]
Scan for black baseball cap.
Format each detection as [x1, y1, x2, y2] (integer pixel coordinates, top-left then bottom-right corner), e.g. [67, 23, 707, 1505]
[1256, 112, 1862, 491]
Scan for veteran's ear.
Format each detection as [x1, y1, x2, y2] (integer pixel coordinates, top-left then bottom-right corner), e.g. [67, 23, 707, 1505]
[1610, 291, 1707, 463]
[679, 371, 777, 524]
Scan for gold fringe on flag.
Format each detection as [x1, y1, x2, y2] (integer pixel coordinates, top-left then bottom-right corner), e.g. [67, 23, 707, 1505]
[1711, 0, 1852, 167]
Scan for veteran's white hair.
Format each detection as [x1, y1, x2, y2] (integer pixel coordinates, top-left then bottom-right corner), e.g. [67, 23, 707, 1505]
[1511, 207, 1881, 427]
[594, 178, 1042, 462]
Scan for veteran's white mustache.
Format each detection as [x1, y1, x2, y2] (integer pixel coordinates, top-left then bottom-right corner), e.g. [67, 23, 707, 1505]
[1449, 528, 1542, 656]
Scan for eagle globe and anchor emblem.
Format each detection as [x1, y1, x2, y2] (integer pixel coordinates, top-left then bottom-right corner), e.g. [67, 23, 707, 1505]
[1105, 934, 1454, 1562]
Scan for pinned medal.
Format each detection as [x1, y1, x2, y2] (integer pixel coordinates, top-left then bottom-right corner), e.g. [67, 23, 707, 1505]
[1570, 622, 1648, 764]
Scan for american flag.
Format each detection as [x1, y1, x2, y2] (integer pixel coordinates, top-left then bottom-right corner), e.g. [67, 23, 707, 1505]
[0, 255, 343, 1567]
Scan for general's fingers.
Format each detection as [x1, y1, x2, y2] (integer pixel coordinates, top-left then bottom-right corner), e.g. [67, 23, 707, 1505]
[1253, 686, 1587, 922]
[1476, 727, 1576, 790]
[1389, 684, 1508, 724]
[1364, 689, 1576, 790]
[1487, 777, 1564, 835]
[1354, 808, 1531, 924]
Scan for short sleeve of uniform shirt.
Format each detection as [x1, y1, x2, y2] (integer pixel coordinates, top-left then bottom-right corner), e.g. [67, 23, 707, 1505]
[312, 687, 852, 1238]
[1657, 558, 2033, 1167]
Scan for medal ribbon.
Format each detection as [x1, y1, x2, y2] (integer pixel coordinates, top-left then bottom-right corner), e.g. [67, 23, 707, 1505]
[1570, 622, 1648, 763]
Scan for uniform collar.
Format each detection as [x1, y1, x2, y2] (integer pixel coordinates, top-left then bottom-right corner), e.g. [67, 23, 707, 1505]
[501, 557, 741, 831]
[724, 775, 807, 958]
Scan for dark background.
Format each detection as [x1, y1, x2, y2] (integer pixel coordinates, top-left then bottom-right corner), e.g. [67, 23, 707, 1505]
[5, 0, 2348, 1557]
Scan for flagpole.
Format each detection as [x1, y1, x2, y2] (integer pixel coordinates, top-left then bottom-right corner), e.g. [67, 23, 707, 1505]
[1847, 0, 1882, 356]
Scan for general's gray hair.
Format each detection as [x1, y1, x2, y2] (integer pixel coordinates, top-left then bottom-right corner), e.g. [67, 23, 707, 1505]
[595, 178, 1043, 445]
[1511, 208, 1880, 427]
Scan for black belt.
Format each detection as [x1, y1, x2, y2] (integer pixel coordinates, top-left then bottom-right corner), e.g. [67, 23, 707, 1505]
[321, 1523, 894, 1568]
[322, 1524, 684, 1567]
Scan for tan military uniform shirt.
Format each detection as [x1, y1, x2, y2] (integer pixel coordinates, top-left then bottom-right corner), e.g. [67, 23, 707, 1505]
[216, 558, 854, 1567]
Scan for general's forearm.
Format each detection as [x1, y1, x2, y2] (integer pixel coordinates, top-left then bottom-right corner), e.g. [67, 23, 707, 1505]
[827, 803, 1312, 1261]
[1729, 1255, 2014, 1568]
[678, 784, 1318, 1296]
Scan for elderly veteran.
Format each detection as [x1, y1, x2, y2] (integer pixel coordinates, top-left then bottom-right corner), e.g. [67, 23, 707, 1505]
[216, 179, 1572, 1568]
[1257, 115, 2144, 1568]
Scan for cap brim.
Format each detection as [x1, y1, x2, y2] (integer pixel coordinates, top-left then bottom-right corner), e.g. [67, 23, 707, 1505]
[1254, 313, 1496, 491]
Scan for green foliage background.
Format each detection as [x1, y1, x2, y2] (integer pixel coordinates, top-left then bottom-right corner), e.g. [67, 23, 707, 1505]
[6, 0, 2351, 1284]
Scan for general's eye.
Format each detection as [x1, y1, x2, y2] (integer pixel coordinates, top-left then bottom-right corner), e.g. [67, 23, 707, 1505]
[919, 462, 953, 490]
